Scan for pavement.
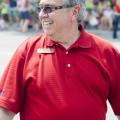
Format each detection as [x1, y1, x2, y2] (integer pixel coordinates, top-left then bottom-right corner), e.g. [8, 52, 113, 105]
[0, 28, 120, 120]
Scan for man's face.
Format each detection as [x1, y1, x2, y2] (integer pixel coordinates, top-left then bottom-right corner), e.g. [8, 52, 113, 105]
[39, 0, 73, 38]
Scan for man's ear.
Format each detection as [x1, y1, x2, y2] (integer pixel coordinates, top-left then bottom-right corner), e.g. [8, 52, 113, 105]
[72, 4, 80, 21]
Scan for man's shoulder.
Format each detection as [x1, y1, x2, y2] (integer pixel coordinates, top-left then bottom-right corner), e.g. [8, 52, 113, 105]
[19, 33, 46, 49]
[87, 32, 120, 56]
[24, 33, 45, 46]
[88, 33, 120, 58]
[14, 33, 46, 56]
[87, 32, 113, 49]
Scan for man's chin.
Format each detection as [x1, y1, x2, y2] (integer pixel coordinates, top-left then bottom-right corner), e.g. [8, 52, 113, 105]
[44, 30, 54, 37]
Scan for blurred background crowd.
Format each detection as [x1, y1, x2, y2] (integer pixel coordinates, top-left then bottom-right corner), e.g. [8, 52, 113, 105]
[0, 0, 120, 36]
[0, 0, 40, 32]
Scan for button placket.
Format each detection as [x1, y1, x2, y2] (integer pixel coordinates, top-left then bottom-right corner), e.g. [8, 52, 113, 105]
[65, 51, 72, 69]
[64, 50, 73, 78]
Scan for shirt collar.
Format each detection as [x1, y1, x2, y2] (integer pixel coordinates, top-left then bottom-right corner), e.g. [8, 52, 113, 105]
[43, 34, 56, 47]
[72, 25, 92, 49]
[44, 25, 92, 49]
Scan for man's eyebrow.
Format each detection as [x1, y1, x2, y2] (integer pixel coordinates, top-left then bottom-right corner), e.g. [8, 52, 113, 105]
[39, 3, 55, 6]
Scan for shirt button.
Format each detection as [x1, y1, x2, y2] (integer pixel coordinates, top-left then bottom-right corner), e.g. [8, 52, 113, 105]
[56, 43, 59, 46]
[67, 64, 71, 67]
[65, 51, 69, 55]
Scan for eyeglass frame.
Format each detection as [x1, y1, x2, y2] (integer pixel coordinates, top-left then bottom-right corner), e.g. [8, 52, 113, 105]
[36, 4, 76, 14]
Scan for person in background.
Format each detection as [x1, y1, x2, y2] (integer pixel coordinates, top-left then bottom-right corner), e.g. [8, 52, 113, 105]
[0, 16, 6, 30]
[84, 0, 95, 28]
[0, 0, 9, 27]
[29, 0, 42, 31]
[17, 0, 31, 32]
[111, 0, 116, 9]
[0, 0, 120, 120]
[112, 0, 120, 39]
[100, 1, 113, 30]
[9, 0, 19, 25]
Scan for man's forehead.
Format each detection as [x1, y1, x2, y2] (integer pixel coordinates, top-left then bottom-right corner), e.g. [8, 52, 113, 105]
[39, 0, 64, 5]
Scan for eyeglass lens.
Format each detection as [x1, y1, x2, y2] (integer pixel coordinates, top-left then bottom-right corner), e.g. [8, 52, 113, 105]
[37, 6, 53, 14]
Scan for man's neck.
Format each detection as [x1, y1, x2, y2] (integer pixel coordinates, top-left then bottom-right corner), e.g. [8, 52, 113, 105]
[60, 30, 80, 49]
[49, 28, 80, 49]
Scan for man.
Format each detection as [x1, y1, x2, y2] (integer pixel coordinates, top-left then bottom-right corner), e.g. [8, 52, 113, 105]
[0, 0, 120, 120]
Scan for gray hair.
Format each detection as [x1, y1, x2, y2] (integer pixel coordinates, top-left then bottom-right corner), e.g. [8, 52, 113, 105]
[63, 0, 86, 24]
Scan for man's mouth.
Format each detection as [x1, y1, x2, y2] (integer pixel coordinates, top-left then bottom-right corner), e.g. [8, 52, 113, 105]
[43, 21, 53, 26]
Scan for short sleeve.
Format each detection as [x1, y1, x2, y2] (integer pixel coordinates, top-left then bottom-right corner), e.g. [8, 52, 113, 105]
[0, 44, 26, 113]
[0, 35, 43, 113]
[108, 48, 120, 115]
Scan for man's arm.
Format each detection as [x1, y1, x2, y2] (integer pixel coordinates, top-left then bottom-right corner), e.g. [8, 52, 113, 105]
[117, 116, 120, 120]
[0, 107, 15, 120]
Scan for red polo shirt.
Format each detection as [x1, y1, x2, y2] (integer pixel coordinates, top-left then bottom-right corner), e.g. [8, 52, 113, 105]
[0, 27, 120, 120]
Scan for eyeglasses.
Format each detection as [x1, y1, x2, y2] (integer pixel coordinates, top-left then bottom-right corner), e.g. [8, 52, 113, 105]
[37, 4, 75, 14]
